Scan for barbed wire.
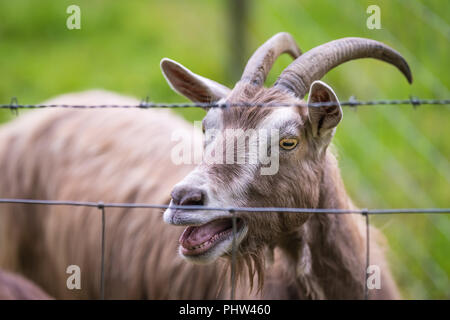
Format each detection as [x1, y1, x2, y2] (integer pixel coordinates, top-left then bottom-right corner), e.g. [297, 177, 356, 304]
[1, 98, 450, 112]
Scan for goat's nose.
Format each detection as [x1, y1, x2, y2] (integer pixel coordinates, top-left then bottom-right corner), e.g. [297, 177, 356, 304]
[171, 186, 205, 206]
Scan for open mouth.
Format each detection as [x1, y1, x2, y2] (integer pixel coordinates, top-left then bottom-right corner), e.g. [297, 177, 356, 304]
[179, 218, 244, 256]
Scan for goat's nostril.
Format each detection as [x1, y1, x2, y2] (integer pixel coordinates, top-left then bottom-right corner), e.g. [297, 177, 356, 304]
[180, 189, 204, 206]
[171, 187, 205, 206]
[171, 189, 181, 205]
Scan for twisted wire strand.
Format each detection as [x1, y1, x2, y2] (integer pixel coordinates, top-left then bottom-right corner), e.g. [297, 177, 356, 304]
[1, 98, 449, 110]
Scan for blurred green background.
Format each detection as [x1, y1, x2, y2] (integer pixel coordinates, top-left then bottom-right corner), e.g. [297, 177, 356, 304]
[0, 0, 448, 299]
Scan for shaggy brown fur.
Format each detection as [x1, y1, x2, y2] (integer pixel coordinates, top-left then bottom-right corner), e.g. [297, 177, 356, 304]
[0, 269, 52, 300]
[0, 90, 238, 299]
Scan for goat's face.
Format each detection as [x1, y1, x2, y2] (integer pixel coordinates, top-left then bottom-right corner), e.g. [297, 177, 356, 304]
[163, 82, 341, 264]
[161, 33, 412, 264]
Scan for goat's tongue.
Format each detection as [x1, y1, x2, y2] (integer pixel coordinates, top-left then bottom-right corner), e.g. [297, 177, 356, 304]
[179, 219, 233, 253]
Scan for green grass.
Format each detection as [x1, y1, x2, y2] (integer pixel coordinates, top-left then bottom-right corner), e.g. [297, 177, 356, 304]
[0, 0, 448, 299]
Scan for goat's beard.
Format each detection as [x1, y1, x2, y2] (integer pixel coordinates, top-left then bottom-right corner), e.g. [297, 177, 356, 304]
[218, 244, 267, 295]
[220, 212, 311, 295]
[221, 230, 276, 294]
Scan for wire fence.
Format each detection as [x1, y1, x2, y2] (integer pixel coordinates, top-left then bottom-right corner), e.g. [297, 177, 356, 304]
[0, 97, 449, 300]
[0, 200, 449, 300]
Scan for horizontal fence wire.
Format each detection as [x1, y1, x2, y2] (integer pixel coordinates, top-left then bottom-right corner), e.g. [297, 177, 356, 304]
[0, 199, 449, 214]
[1, 98, 450, 111]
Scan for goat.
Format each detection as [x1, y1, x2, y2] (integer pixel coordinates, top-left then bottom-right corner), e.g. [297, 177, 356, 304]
[0, 33, 411, 299]
[162, 32, 412, 299]
[0, 269, 52, 300]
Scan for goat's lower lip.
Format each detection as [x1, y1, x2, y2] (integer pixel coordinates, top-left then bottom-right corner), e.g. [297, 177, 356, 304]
[179, 218, 243, 256]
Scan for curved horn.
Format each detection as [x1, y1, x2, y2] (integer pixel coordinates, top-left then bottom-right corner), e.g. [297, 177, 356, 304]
[239, 32, 302, 87]
[274, 37, 412, 98]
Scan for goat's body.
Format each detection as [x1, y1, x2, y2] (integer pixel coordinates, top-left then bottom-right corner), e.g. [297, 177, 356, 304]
[0, 90, 398, 299]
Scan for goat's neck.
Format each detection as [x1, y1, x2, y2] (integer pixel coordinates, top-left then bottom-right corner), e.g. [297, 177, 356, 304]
[276, 152, 366, 299]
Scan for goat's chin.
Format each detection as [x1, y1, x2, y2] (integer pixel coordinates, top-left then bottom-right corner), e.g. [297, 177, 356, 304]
[178, 224, 248, 265]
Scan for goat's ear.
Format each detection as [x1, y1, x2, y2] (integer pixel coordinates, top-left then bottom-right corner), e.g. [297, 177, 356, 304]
[160, 58, 231, 103]
[306, 80, 342, 138]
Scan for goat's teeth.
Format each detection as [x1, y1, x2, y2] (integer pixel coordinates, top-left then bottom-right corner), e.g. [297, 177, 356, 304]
[186, 227, 235, 251]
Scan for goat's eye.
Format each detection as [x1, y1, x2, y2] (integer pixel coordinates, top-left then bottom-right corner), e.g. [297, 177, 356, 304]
[279, 138, 298, 150]
[202, 123, 205, 134]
